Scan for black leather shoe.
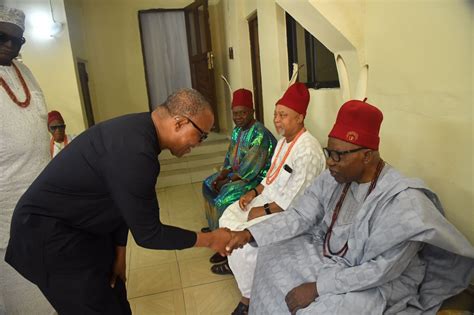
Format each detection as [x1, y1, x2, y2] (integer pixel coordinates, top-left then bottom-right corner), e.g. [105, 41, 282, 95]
[209, 252, 227, 264]
[231, 302, 249, 315]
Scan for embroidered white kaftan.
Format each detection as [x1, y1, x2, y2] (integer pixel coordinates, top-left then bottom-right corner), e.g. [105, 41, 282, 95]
[0, 60, 55, 314]
[220, 130, 325, 297]
[247, 166, 474, 314]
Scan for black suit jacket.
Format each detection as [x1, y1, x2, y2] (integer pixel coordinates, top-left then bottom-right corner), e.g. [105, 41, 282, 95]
[6, 112, 196, 286]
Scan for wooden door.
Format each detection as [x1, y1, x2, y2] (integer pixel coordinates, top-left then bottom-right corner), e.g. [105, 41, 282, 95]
[184, 0, 219, 131]
[248, 14, 264, 124]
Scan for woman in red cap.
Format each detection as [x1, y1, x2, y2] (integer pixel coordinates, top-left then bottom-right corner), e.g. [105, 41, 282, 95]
[48, 110, 74, 158]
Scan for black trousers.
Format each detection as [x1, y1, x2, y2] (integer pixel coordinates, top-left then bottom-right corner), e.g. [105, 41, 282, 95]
[7, 215, 131, 315]
[38, 271, 131, 315]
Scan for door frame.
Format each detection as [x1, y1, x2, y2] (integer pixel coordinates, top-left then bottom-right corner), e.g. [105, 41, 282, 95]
[184, 0, 219, 131]
[248, 13, 264, 124]
[76, 59, 95, 127]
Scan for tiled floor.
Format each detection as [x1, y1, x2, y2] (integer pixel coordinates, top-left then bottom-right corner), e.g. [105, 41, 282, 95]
[126, 182, 241, 314]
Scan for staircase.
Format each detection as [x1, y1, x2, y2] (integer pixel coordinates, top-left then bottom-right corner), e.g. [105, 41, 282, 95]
[157, 133, 230, 189]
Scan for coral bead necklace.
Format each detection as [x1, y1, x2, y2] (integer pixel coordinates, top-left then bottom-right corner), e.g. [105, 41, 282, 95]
[265, 128, 305, 185]
[0, 62, 31, 108]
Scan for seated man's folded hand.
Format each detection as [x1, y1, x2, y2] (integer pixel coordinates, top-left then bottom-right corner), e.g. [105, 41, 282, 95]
[285, 282, 319, 315]
[212, 170, 230, 191]
[247, 206, 265, 221]
[225, 230, 253, 255]
[214, 178, 229, 192]
[239, 191, 255, 210]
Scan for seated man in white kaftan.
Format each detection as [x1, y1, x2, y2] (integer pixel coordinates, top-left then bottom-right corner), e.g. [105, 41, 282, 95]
[217, 83, 325, 314]
[225, 99, 474, 315]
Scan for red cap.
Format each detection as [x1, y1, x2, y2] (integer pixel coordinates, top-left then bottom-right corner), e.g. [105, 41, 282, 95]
[232, 89, 253, 109]
[329, 99, 383, 150]
[276, 83, 309, 117]
[48, 110, 64, 126]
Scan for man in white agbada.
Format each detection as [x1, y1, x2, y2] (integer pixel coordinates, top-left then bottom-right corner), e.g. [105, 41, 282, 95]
[217, 83, 325, 314]
[0, 5, 56, 315]
[226, 99, 474, 314]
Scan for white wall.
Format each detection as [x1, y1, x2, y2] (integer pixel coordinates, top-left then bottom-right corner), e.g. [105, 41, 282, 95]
[5, 0, 86, 135]
[209, 1, 231, 133]
[365, 0, 473, 243]
[223, 0, 473, 244]
[220, 0, 254, 127]
[63, 0, 194, 123]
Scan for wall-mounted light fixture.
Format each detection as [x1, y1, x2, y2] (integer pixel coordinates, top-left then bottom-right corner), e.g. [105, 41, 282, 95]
[30, 0, 63, 39]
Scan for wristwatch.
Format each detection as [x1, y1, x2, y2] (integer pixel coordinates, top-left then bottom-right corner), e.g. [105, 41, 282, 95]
[263, 203, 271, 215]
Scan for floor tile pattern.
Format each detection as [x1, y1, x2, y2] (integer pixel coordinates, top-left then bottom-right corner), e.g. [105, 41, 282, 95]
[127, 182, 240, 314]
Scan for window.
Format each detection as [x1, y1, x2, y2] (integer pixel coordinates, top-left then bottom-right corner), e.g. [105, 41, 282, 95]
[286, 13, 340, 89]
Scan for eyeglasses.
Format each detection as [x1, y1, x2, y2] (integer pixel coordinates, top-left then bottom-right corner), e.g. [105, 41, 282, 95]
[183, 116, 208, 142]
[323, 147, 367, 162]
[0, 32, 26, 46]
[49, 124, 66, 132]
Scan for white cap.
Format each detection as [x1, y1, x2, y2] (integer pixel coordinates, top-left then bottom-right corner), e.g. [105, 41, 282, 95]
[0, 5, 25, 31]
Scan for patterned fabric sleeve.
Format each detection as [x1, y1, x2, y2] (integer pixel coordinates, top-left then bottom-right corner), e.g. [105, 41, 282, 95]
[317, 191, 425, 295]
[248, 173, 327, 247]
[237, 132, 274, 182]
[223, 128, 239, 170]
[260, 138, 281, 189]
[317, 241, 422, 295]
[222, 147, 231, 170]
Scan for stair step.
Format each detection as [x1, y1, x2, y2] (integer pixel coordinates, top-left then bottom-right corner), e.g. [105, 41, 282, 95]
[160, 150, 227, 172]
[156, 133, 229, 189]
[159, 139, 230, 161]
[157, 162, 221, 188]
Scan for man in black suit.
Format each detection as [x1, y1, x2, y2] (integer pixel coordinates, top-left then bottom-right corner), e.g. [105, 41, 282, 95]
[5, 89, 231, 315]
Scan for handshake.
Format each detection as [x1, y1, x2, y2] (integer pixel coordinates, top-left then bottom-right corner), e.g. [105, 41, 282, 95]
[196, 228, 253, 256]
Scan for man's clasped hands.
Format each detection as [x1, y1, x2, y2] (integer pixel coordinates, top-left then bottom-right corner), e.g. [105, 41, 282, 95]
[205, 227, 252, 257]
